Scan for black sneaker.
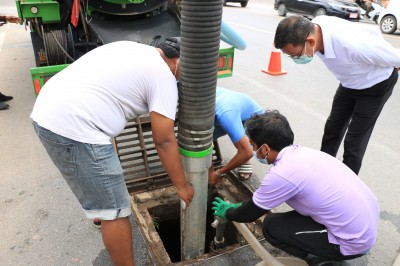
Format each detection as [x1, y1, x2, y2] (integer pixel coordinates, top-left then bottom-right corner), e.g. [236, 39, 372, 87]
[93, 221, 101, 229]
[0, 102, 9, 110]
[0, 93, 13, 102]
[305, 256, 350, 266]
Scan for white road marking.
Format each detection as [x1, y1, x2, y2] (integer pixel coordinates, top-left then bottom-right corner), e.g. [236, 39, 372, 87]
[236, 71, 399, 159]
[225, 21, 275, 35]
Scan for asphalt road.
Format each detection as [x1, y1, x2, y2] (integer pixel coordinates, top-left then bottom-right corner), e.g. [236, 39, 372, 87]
[219, 1, 400, 265]
[1, 0, 399, 265]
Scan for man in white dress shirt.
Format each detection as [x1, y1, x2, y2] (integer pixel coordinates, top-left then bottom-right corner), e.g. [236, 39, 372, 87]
[273, 15, 400, 175]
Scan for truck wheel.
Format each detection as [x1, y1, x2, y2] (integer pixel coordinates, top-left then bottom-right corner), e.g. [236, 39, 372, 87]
[241, 1, 248, 7]
[380, 15, 397, 34]
[277, 4, 287, 16]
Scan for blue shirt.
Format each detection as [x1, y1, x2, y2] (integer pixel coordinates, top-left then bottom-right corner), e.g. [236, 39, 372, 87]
[214, 87, 264, 143]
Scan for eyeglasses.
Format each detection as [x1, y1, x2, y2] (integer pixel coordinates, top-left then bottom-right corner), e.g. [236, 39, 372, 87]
[286, 45, 305, 59]
[283, 32, 310, 59]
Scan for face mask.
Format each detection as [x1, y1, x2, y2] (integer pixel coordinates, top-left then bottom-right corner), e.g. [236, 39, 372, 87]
[292, 42, 314, 64]
[253, 145, 268, 164]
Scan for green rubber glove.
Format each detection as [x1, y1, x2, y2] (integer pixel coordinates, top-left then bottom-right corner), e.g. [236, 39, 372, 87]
[212, 197, 242, 220]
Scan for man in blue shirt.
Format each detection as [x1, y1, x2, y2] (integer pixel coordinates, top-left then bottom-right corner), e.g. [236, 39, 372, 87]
[209, 87, 264, 183]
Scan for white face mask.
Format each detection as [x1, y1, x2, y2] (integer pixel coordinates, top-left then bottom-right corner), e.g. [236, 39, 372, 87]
[292, 42, 314, 64]
[253, 144, 268, 164]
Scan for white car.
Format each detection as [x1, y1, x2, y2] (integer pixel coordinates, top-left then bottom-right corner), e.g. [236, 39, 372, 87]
[378, 0, 400, 34]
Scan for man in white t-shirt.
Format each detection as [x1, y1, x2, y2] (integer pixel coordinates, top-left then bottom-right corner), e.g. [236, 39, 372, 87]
[31, 37, 193, 265]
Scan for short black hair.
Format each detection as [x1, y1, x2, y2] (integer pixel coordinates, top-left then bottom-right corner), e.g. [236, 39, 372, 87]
[245, 110, 294, 151]
[274, 16, 314, 49]
[157, 37, 180, 58]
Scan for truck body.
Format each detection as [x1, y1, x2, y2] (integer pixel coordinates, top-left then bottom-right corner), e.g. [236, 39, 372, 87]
[15, 0, 234, 94]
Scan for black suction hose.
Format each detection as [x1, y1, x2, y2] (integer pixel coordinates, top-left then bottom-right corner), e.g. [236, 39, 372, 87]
[178, 0, 223, 152]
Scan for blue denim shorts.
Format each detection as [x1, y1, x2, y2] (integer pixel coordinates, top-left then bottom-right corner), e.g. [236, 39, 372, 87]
[33, 121, 131, 220]
[213, 125, 227, 141]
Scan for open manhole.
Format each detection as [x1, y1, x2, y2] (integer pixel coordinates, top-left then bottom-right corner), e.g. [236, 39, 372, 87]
[131, 176, 265, 265]
[113, 116, 271, 265]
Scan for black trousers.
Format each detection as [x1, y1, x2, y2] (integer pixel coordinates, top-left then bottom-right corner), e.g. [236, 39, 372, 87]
[262, 211, 364, 260]
[321, 68, 398, 174]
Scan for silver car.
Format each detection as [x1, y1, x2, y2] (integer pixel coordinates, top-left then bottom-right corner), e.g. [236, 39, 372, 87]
[378, 0, 400, 34]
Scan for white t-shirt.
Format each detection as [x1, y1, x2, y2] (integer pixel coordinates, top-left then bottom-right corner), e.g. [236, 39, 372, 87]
[31, 41, 178, 144]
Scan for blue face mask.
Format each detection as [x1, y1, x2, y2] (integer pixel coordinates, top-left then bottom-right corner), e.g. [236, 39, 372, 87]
[292, 42, 314, 65]
[253, 145, 268, 164]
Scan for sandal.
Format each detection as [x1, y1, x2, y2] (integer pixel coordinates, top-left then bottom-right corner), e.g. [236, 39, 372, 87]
[92, 219, 101, 229]
[237, 163, 252, 180]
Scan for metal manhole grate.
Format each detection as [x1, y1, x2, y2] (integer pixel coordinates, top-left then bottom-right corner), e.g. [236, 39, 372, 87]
[113, 115, 222, 193]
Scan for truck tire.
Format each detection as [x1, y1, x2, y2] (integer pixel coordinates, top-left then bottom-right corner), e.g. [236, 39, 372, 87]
[241, 1, 248, 7]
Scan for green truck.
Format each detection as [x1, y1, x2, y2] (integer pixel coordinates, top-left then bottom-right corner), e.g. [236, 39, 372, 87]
[15, 0, 235, 95]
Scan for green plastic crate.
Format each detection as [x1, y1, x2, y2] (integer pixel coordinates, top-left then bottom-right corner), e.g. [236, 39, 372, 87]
[30, 64, 69, 96]
[29, 45, 234, 96]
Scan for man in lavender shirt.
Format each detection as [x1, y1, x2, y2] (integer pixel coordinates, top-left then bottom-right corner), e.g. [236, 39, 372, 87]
[212, 111, 379, 265]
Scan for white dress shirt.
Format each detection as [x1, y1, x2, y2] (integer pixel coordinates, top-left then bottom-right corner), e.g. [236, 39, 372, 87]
[312, 16, 400, 89]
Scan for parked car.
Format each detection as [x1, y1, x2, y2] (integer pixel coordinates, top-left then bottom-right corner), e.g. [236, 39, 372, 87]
[378, 0, 400, 34]
[274, 0, 361, 21]
[224, 0, 249, 7]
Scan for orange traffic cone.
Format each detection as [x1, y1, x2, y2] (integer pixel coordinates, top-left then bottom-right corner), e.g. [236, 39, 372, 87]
[262, 46, 287, 76]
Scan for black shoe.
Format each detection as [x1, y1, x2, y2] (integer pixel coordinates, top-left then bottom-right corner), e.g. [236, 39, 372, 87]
[305, 256, 350, 266]
[0, 102, 9, 110]
[0, 93, 13, 102]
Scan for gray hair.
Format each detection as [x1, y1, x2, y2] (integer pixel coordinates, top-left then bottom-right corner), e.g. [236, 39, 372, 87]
[274, 16, 314, 49]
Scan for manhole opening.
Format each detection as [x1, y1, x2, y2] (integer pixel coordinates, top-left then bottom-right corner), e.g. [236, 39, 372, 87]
[148, 199, 240, 263]
[131, 177, 264, 265]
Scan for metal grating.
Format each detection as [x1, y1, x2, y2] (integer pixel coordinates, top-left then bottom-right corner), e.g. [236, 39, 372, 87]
[113, 115, 223, 193]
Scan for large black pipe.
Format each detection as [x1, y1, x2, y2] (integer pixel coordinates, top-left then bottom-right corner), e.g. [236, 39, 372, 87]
[178, 0, 223, 152]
